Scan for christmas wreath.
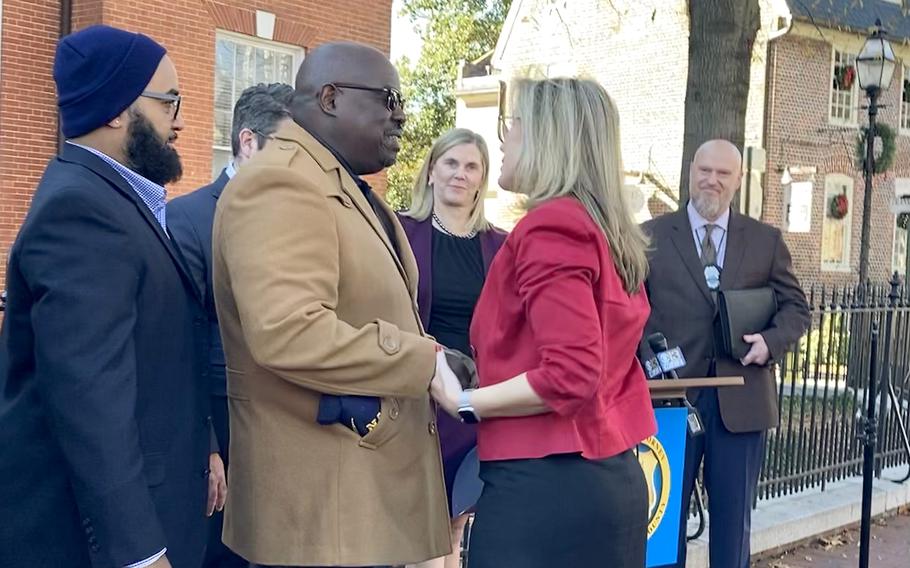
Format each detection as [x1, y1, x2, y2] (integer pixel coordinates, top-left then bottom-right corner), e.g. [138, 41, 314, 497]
[856, 123, 896, 175]
[829, 192, 849, 220]
[834, 65, 856, 90]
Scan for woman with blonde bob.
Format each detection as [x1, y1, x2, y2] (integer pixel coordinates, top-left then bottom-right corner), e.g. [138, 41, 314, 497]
[397, 128, 507, 568]
[430, 78, 657, 567]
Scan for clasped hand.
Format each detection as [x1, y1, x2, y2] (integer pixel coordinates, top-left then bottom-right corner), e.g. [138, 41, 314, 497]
[430, 349, 464, 417]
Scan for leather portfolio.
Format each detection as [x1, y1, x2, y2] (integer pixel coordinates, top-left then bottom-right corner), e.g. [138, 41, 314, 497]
[717, 287, 778, 360]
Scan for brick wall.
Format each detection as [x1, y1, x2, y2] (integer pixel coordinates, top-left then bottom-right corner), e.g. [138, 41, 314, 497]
[0, 0, 60, 286]
[764, 32, 910, 286]
[0, 0, 393, 288]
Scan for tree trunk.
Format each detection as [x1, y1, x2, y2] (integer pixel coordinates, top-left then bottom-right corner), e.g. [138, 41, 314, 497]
[678, 0, 760, 204]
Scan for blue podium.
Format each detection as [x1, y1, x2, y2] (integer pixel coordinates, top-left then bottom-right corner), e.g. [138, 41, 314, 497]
[639, 377, 743, 567]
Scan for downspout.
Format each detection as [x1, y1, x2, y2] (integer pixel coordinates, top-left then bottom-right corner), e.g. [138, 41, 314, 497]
[58, 0, 72, 152]
[762, 14, 793, 220]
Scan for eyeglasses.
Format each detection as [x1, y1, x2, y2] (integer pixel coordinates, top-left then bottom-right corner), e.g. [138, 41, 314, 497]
[498, 115, 517, 144]
[330, 83, 404, 112]
[141, 90, 181, 120]
[497, 80, 510, 142]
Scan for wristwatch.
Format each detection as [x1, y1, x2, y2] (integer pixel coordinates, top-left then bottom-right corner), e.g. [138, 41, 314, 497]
[457, 389, 481, 424]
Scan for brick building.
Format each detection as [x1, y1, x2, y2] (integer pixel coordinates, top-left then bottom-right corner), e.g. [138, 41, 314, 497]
[0, 0, 393, 287]
[456, 0, 910, 286]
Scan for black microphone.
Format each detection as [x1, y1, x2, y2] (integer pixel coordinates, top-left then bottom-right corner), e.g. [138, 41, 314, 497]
[646, 332, 704, 436]
[646, 332, 683, 379]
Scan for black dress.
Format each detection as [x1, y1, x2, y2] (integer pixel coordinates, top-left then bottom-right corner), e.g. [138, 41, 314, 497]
[426, 227, 485, 513]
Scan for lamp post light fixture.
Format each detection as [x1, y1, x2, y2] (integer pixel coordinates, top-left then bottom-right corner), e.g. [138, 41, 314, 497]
[854, 22, 897, 568]
[856, 19, 896, 284]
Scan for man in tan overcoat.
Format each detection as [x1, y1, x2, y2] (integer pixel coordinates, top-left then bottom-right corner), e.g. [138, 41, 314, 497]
[212, 42, 450, 567]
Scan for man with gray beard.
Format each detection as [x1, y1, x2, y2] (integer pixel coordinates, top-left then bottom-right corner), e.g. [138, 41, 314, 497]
[642, 140, 809, 568]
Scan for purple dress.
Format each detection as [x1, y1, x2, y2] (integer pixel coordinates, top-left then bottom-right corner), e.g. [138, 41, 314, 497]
[397, 214, 507, 515]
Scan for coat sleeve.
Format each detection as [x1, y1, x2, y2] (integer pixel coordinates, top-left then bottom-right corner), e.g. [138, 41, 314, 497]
[762, 230, 811, 360]
[216, 165, 436, 398]
[20, 188, 167, 567]
[513, 213, 604, 417]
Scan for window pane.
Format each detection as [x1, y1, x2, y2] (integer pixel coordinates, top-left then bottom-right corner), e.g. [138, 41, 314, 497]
[278, 54, 294, 83]
[830, 51, 855, 123]
[213, 34, 301, 173]
[213, 109, 232, 149]
[893, 225, 907, 275]
[212, 148, 232, 179]
[902, 67, 910, 130]
[256, 48, 276, 83]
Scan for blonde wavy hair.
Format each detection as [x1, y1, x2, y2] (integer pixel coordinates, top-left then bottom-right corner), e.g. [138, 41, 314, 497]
[402, 128, 493, 233]
[508, 77, 649, 294]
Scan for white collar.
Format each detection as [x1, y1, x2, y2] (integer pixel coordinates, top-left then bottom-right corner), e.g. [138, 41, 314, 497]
[687, 201, 730, 232]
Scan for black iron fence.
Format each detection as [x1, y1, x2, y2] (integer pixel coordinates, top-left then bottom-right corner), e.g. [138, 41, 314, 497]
[757, 274, 910, 502]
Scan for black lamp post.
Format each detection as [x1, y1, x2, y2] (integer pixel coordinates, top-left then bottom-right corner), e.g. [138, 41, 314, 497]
[856, 20, 896, 283]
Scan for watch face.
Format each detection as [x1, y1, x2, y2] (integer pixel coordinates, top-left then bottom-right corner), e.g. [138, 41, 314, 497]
[458, 408, 480, 424]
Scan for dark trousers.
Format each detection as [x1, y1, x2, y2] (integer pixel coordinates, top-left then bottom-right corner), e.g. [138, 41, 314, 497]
[670, 389, 765, 568]
[205, 394, 248, 568]
[469, 450, 647, 568]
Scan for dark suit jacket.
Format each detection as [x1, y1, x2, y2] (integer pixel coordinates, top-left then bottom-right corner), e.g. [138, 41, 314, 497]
[642, 207, 810, 432]
[168, 170, 229, 397]
[396, 214, 508, 325]
[0, 144, 211, 568]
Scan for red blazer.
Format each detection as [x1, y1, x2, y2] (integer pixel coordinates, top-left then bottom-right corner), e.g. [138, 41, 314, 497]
[470, 197, 656, 461]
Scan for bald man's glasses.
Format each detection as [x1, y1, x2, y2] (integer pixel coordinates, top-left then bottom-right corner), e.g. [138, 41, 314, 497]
[331, 83, 404, 112]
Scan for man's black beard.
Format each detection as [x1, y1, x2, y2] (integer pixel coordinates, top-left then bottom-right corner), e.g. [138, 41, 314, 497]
[124, 111, 182, 185]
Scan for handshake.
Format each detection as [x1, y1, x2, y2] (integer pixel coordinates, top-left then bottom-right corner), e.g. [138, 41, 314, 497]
[318, 347, 478, 435]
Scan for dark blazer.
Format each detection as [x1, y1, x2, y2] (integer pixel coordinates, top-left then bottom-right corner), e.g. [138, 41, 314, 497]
[0, 144, 211, 568]
[168, 170, 229, 396]
[397, 214, 508, 324]
[642, 207, 810, 432]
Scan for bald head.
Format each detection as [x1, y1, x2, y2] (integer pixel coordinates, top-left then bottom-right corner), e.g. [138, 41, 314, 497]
[689, 139, 743, 221]
[295, 42, 394, 94]
[291, 41, 406, 175]
[693, 139, 743, 171]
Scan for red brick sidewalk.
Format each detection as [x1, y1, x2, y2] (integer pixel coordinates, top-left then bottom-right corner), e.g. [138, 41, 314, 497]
[752, 508, 910, 567]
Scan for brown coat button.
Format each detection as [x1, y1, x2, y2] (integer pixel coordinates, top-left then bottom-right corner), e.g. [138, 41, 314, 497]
[428, 421, 437, 435]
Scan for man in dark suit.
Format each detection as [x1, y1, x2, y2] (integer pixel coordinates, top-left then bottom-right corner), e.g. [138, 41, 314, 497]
[0, 25, 223, 568]
[168, 83, 293, 568]
[643, 140, 810, 568]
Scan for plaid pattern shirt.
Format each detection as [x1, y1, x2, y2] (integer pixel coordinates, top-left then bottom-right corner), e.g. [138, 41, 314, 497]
[67, 142, 168, 232]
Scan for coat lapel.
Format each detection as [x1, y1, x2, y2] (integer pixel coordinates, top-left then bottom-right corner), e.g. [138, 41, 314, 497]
[59, 144, 202, 304]
[668, 209, 715, 307]
[719, 210, 746, 290]
[270, 123, 416, 296]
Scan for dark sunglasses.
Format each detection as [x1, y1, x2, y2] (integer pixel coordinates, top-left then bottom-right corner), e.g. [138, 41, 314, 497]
[330, 82, 404, 112]
[141, 90, 181, 120]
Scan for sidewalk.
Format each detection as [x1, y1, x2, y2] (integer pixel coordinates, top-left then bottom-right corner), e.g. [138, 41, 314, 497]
[682, 465, 910, 568]
[753, 508, 910, 567]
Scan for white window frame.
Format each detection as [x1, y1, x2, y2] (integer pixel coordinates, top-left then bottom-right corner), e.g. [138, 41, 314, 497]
[821, 173, 854, 272]
[901, 65, 910, 135]
[893, 222, 907, 276]
[829, 48, 859, 127]
[212, 31, 304, 176]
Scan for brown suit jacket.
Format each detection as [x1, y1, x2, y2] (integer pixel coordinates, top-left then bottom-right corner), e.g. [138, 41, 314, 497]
[642, 208, 810, 433]
[212, 122, 450, 565]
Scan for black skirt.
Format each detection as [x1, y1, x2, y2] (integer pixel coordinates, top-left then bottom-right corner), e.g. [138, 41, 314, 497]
[467, 450, 647, 568]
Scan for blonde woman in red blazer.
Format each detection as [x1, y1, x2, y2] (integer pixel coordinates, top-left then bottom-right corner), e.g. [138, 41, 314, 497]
[431, 77, 656, 567]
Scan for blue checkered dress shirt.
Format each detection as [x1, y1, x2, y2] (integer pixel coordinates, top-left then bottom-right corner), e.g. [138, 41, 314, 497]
[67, 142, 168, 232]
